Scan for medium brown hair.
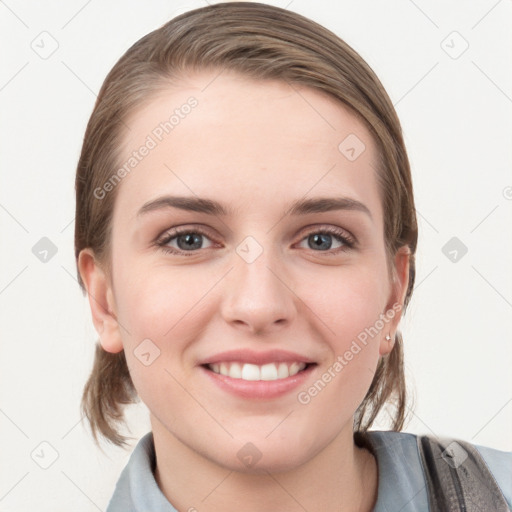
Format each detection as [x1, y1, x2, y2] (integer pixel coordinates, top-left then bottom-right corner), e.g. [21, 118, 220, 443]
[75, 1, 418, 447]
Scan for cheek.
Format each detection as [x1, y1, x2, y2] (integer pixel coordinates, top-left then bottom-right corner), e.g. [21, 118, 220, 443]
[114, 261, 212, 343]
[294, 264, 387, 395]
[113, 240, 390, 416]
[297, 262, 389, 343]
[114, 276, 195, 420]
[112, 262, 218, 395]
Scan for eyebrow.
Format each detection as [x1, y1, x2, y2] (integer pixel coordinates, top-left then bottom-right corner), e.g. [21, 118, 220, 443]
[137, 195, 372, 219]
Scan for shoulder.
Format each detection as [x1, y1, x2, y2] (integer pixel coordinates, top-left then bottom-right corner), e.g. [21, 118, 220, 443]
[357, 430, 430, 511]
[106, 432, 177, 512]
[473, 442, 512, 507]
[359, 430, 512, 511]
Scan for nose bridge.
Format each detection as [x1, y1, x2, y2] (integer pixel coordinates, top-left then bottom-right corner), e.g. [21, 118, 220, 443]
[220, 234, 296, 332]
[234, 235, 286, 301]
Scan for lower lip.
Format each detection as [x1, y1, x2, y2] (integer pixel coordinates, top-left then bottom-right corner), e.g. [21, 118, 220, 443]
[200, 364, 316, 400]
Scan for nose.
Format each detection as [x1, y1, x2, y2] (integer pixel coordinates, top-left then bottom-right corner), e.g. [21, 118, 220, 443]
[220, 244, 297, 336]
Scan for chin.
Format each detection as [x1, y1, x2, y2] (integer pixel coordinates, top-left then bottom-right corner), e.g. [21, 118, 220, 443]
[202, 435, 321, 475]
[219, 451, 311, 475]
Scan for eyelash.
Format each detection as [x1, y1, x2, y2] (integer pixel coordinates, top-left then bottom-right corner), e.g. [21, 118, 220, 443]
[155, 225, 356, 257]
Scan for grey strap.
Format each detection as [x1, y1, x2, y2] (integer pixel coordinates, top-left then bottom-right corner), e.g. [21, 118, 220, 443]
[417, 435, 509, 511]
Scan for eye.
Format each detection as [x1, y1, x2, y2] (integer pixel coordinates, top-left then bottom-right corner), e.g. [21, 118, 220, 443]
[156, 227, 215, 255]
[296, 226, 355, 253]
[155, 225, 356, 257]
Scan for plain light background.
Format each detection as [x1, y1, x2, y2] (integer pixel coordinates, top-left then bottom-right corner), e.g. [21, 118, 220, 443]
[1, 0, 511, 510]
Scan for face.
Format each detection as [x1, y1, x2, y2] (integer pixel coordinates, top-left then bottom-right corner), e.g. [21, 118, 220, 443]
[82, 70, 409, 472]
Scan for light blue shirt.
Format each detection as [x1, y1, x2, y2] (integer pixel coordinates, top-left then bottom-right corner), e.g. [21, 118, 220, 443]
[106, 431, 512, 511]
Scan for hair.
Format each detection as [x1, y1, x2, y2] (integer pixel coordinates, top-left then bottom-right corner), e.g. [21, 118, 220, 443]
[75, 1, 418, 447]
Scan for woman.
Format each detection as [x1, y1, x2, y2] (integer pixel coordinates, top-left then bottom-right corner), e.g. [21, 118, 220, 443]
[74, 2, 511, 510]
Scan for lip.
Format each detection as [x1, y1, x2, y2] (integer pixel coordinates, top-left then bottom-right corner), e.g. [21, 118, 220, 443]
[198, 349, 316, 366]
[199, 351, 317, 400]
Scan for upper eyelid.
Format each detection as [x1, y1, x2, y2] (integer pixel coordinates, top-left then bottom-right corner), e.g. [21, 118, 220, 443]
[156, 224, 217, 244]
[157, 224, 356, 247]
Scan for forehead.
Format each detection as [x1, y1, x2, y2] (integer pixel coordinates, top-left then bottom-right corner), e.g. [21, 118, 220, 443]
[114, 71, 382, 223]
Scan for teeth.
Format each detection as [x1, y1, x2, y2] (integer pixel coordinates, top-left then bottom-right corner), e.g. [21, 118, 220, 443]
[229, 362, 242, 379]
[260, 363, 278, 381]
[289, 362, 301, 375]
[241, 363, 260, 381]
[277, 362, 289, 379]
[208, 361, 307, 381]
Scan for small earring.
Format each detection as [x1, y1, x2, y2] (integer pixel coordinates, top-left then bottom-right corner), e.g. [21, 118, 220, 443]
[385, 334, 393, 343]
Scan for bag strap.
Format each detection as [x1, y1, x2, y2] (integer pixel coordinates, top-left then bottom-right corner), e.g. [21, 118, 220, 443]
[417, 434, 509, 511]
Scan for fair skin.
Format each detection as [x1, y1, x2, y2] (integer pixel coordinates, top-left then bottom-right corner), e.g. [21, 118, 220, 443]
[79, 70, 410, 511]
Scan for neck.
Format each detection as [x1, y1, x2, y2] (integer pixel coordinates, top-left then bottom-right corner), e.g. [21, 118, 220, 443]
[151, 416, 378, 512]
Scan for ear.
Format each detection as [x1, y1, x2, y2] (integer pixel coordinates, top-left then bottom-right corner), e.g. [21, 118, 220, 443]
[78, 248, 123, 354]
[379, 245, 411, 356]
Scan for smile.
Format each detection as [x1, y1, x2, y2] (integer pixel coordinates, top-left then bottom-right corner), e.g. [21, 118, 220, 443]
[207, 361, 307, 381]
[199, 349, 316, 399]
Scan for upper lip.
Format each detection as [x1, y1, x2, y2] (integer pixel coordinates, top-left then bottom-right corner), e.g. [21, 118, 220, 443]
[199, 349, 316, 366]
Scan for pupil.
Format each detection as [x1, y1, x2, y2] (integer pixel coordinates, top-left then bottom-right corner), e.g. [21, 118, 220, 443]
[178, 233, 202, 250]
[175, 233, 334, 251]
[310, 233, 332, 250]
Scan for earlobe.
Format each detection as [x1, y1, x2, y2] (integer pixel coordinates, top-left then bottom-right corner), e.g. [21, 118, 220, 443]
[77, 249, 124, 354]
